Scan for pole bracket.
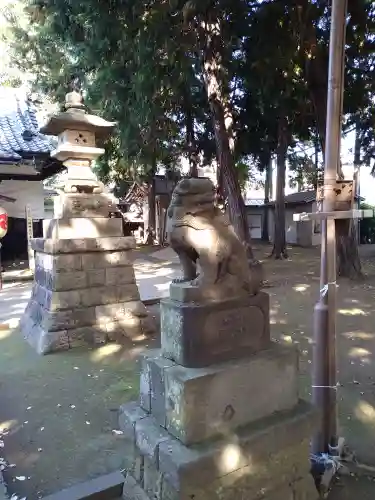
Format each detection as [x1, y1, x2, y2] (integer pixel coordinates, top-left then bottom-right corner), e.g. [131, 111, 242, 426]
[293, 208, 374, 222]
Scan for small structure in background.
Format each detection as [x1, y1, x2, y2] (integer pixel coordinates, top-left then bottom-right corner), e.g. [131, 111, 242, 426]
[245, 189, 362, 246]
[20, 89, 155, 354]
[0, 87, 64, 265]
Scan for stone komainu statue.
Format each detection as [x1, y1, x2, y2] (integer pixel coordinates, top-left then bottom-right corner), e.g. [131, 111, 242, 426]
[166, 178, 261, 301]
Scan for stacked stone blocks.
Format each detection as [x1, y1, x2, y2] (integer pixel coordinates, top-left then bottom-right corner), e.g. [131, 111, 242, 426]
[20, 236, 153, 354]
[119, 291, 318, 500]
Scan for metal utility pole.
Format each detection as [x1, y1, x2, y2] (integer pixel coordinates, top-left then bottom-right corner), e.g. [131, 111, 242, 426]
[311, 0, 347, 454]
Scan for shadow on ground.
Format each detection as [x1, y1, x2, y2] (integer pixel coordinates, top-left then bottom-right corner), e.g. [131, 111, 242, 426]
[2, 244, 375, 498]
[0, 306, 159, 499]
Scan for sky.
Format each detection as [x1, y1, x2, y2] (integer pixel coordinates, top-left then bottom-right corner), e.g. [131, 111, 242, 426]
[245, 129, 375, 204]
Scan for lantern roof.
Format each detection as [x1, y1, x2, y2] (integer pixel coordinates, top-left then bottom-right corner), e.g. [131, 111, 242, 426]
[40, 91, 117, 140]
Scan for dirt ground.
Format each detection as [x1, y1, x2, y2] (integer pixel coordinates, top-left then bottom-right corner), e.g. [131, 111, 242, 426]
[1, 243, 375, 498]
[0, 305, 160, 499]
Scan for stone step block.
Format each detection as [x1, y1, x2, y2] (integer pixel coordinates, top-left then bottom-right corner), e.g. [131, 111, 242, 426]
[122, 400, 318, 500]
[122, 475, 150, 500]
[35, 252, 83, 272]
[35, 250, 135, 273]
[41, 470, 124, 500]
[26, 300, 96, 332]
[35, 267, 87, 290]
[27, 299, 149, 332]
[81, 250, 135, 269]
[119, 402, 149, 458]
[22, 320, 111, 354]
[35, 267, 138, 292]
[21, 297, 153, 353]
[31, 283, 143, 310]
[105, 266, 136, 286]
[161, 292, 270, 368]
[139, 344, 299, 445]
[54, 192, 116, 219]
[31, 236, 136, 254]
[43, 217, 123, 239]
[139, 350, 175, 419]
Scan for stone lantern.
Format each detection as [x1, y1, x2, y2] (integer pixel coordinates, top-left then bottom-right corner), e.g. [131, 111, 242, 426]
[20, 90, 154, 354]
[41, 90, 119, 238]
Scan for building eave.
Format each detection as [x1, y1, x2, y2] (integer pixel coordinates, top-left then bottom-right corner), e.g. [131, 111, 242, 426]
[0, 157, 64, 182]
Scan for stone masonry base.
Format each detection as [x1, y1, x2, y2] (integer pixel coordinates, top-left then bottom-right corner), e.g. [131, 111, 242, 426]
[20, 236, 155, 354]
[119, 400, 319, 500]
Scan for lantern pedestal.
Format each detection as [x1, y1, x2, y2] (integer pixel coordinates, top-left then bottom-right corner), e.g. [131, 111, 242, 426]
[21, 181, 155, 355]
[20, 89, 155, 354]
[20, 235, 154, 354]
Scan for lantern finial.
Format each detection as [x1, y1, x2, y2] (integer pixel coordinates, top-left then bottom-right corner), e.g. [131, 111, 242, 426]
[65, 90, 85, 112]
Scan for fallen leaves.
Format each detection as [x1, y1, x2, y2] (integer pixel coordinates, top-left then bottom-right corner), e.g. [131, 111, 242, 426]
[112, 429, 123, 436]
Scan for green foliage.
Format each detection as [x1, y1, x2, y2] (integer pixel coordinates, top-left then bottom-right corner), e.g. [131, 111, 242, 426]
[4, 0, 375, 188]
[360, 203, 375, 244]
[6, 0, 215, 182]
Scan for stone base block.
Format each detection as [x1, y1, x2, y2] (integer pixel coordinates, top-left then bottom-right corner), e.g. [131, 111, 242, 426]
[20, 236, 155, 354]
[43, 217, 122, 239]
[31, 236, 136, 254]
[54, 192, 117, 219]
[161, 292, 270, 367]
[20, 301, 153, 354]
[139, 344, 298, 445]
[119, 400, 318, 500]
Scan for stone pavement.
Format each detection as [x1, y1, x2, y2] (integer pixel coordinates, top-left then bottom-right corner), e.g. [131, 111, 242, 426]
[133, 257, 179, 302]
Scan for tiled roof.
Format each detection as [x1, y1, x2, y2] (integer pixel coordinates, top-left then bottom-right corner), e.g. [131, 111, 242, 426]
[246, 191, 317, 207]
[265, 190, 317, 206]
[283, 190, 317, 204]
[0, 87, 55, 163]
[266, 189, 362, 207]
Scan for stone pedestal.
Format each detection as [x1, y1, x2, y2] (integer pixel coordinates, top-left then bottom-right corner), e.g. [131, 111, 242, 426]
[161, 292, 270, 367]
[20, 235, 154, 354]
[119, 287, 318, 500]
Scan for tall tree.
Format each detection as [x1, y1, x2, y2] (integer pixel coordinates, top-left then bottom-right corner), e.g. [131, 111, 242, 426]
[273, 116, 289, 258]
[262, 155, 272, 242]
[180, 1, 258, 259]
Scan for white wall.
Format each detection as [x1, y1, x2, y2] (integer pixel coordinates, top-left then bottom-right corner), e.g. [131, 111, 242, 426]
[268, 207, 302, 245]
[285, 209, 297, 244]
[0, 180, 45, 219]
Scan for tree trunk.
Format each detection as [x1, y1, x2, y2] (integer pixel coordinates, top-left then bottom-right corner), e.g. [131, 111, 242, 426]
[336, 221, 362, 279]
[271, 116, 288, 259]
[200, 13, 255, 261]
[336, 123, 363, 279]
[145, 166, 156, 246]
[185, 87, 199, 177]
[262, 155, 272, 241]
